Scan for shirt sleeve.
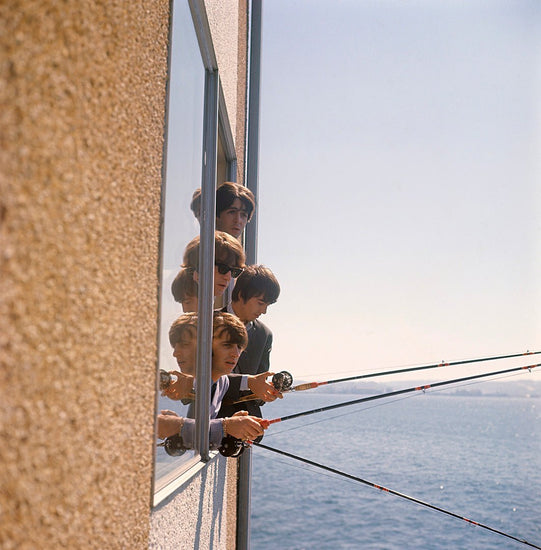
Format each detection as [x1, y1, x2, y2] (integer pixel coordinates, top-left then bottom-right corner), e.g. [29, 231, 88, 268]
[209, 419, 225, 449]
[178, 418, 225, 450]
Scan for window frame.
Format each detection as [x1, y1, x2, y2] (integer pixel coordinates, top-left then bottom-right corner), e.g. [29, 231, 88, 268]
[152, 0, 239, 505]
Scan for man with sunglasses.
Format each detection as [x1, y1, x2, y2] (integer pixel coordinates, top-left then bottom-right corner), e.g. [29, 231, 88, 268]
[172, 234, 275, 404]
[181, 231, 245, 300]
[219, 265, 282, 420]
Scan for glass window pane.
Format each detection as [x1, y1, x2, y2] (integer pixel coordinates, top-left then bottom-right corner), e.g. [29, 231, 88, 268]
[154, 0, 205, 489]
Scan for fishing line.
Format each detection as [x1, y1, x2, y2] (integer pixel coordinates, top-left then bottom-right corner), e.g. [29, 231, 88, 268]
[231, 349, 540, 404]
[254, 442, 541, 550]
[263, 393, 421, 439]
[259, 452, 366, 490]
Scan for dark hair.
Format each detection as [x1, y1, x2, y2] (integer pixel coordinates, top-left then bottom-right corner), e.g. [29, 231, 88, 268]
[190, 188, 201, 221]
[232, 265, 280, 304]
[168, 313, 198, 347]
[216, 182, 255, 221]
[183, 231, 246, 270]
[212, 311, 248, 350]
[171, 268, 197, 303]
[169, 312, 248, 351]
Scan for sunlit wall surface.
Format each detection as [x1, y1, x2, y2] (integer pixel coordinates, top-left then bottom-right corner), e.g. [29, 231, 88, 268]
[0, 1, 170, 547]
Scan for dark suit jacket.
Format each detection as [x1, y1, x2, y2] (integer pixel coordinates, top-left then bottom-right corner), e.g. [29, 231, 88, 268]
[219, 317, 273, 418]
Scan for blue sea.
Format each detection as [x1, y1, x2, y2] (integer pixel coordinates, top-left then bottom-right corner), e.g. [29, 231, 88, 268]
[250, 387, 541, 549]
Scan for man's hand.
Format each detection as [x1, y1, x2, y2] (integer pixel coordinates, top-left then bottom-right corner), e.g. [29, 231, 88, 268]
[247, 372, 283, 402]
[224, 411, 266, 441]
[161, 371, 195, 401]
[157, 409, 183, 439]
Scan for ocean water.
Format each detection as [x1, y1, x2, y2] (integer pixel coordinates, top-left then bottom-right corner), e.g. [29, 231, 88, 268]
[250, 390, 540, 549]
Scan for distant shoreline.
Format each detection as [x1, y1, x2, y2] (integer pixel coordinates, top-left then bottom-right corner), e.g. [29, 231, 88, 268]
[294, 379, 541, 399]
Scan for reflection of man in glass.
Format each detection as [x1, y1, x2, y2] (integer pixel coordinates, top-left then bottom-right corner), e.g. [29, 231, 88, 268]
[160, 313, 197, 400]
[190, 182, 255, 239]
[170, 268, 198, 313]
[157, 312, 266, 450]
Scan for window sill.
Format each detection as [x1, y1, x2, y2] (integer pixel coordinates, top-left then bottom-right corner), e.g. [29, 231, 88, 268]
[153, 451, 220, 507]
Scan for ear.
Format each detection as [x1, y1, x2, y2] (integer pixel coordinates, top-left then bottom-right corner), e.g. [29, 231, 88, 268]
[193, 271, 199, 283]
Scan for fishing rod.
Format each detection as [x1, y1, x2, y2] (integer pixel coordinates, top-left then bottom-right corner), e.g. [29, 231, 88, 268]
[265, 362, 540, 426]
[254, 442, 541, 550]
[229, 349, 540, 404]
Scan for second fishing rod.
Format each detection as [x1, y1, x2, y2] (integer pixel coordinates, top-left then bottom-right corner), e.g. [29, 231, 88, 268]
[227, 349, 540, 404]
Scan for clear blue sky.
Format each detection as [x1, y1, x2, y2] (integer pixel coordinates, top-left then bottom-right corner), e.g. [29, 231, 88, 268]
[256, 0, 541, 382]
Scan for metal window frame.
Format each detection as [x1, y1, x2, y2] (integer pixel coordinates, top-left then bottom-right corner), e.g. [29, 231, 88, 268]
[195, 68, 218, 461]
[153, 0, 239, 503]
[237, 1, 263, 548]
[244, 0, 262, 267]
[189, 0, 239, 460]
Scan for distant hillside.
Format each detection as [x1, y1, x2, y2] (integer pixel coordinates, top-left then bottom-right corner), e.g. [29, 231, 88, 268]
[293, 378, 541, 398]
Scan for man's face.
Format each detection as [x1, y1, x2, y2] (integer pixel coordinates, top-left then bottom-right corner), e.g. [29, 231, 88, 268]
[172, 333, 197, 376]
[211, 333, 243, 380]
[181, 295, 198, 313]
[194, 267, 233, 298]
[213, 264, 232, 297]
[233, 294, 270, 323]
[216, 198, 249, 238]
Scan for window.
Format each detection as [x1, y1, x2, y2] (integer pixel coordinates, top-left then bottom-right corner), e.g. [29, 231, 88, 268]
[153, 0, 237, 498]
[154, 0, 205, 491]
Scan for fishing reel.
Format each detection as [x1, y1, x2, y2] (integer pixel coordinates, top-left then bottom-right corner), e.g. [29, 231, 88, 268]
[272, 371, 293, 392]
[159, 369, 177, 391]
[219, 434, 248, 458]
[160, 369, 194, 404]
[161, 434, 248, 458]
[159, 433, 187, 457]
[218, 417, 269, 457]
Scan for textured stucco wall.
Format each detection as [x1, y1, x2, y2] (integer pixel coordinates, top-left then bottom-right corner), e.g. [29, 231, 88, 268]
[0, 2, 170, 548]
[149, 456, 239, 549]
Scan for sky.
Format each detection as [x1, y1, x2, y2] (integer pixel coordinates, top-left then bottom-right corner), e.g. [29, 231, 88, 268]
[255, 0, 541, 383]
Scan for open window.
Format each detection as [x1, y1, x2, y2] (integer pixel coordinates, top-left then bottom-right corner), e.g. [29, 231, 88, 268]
[153, 0, 238, 500]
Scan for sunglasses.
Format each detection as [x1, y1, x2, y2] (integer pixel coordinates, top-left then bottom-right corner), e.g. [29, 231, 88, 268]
[215, 263, 244, 278]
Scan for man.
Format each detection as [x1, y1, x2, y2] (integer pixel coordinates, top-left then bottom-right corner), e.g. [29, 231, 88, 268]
[157, 312, 266, 450]
[220, 265, 281, 419]
[182, 230, 245, 299]
[215, 182, 255, 239]
[170, 268, 198, 312]
[190, 182, 256, 239]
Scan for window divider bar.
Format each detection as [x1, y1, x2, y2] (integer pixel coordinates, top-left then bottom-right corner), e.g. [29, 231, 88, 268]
[244, 0, 262, 266]
[188, 0, 218, 70]
[195, 69, 219, 461]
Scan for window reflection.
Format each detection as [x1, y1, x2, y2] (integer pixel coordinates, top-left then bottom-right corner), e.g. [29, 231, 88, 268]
[154, 0, 205, 487]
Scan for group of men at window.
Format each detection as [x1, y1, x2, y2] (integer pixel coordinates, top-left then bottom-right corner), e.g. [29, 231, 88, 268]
[156, 182, 281, 452]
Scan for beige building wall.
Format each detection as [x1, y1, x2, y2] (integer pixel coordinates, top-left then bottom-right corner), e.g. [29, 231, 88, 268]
[1, 1, 248, 549]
